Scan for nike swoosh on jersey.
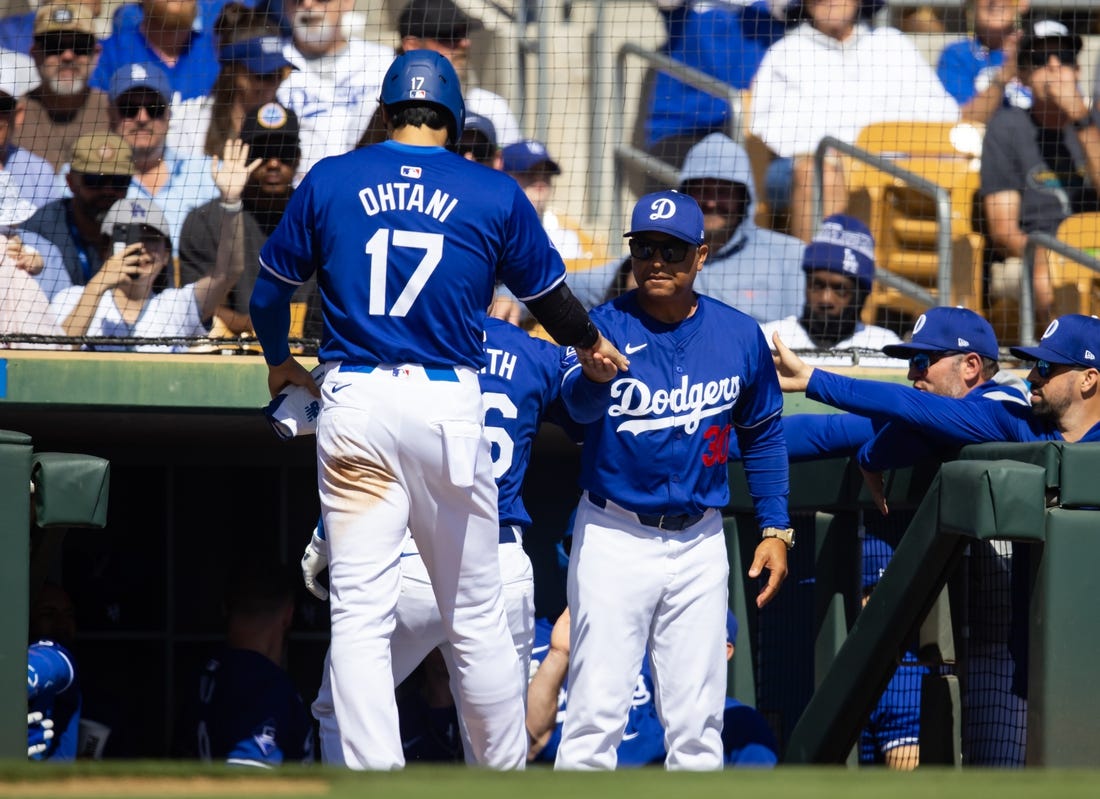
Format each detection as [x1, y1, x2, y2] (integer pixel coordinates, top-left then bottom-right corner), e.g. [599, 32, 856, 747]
[624, 343, 648, 354]
[331, 383, 352, 393]
[621, 731, 640, 741]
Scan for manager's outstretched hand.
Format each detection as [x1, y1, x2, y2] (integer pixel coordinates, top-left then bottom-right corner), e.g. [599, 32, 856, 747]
[771, 332, 815, 393]
[748, 538, 789, 609]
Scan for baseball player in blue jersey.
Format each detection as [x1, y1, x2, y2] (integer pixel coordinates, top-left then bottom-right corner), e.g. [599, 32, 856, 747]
[554, 190, 791, 770]
[307, 316, 573, 765]
[858, 534, 924, 769]
[27, 639, 80, 761]
[774, 306, 1029, 464]
[773, 313, 1100, 449]
[249, 49, 625, 770]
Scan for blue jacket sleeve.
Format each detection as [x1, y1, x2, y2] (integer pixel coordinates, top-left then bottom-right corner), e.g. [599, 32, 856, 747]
[782, 413, 879, 461]
[737, 411, 790, 530]
[560, 361, 613, 425]
[807, 370, 1030, 446]
[857, 420, 942, 472]
[249, 269, 298, 366]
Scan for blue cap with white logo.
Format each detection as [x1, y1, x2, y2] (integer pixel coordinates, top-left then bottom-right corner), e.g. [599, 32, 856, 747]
[882, 306, 1000, 361]
[801, 214, 875, 291]
[862, 534, 894, 591]
[624, 190, 705, 245]
[1010, 314, 1100, 368]
[109, 62, 171, 103]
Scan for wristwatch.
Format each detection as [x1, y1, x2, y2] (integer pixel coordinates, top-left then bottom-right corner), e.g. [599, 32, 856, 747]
[762, 526, 796, 550]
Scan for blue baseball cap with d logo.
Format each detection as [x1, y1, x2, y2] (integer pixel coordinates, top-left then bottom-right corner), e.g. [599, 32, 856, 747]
[882, 306, 1000, 361]
[624, 190, 705, 245]
[1010, 314, 1100, 368]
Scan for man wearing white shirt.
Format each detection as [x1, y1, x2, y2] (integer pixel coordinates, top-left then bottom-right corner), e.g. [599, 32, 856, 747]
[276, 0, 394, 181]
[751, 0, 959, 242]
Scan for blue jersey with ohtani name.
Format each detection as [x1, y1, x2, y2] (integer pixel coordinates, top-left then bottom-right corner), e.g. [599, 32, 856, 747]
[258, 140, 567, 370]
[561, 291, 789, 526]
[480, 317, 570, 530]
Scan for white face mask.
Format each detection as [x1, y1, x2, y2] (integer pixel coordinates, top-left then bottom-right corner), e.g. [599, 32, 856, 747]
[292, 11, 341, 49]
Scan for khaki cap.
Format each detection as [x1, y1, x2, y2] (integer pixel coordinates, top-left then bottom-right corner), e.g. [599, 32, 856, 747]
[34, 3, 96, 36]
[69, 133, 134, 176]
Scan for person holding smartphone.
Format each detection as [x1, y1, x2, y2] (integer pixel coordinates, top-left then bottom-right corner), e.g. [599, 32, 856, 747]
[48, 139, 257, 352]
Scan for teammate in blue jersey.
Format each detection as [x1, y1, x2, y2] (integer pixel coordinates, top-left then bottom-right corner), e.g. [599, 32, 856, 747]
[775, 306, 1029, 466]
[177, 561, 313, 767]
[858, 534, 924, 770]
[554, 190, 791, 771]
[27, 639, 80, 761]
[773, 313, 1100, 459]
[527, 607, 779, 768]
[306, 316, 575, 765]
[250, 48, 626, 771]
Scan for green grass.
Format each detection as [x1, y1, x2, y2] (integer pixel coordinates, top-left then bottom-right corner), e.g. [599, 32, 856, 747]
[0, 763, 1099, 799]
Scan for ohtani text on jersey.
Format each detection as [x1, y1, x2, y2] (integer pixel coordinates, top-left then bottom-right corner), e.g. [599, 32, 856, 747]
[607, 375, 741, 435]
[358, 182, 458, 221]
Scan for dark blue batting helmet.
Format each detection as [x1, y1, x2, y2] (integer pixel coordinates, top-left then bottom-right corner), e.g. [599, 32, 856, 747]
[379, 50, 465, 143]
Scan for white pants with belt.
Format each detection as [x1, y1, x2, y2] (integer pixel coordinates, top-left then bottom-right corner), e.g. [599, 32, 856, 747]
[555, 492, 729, 771]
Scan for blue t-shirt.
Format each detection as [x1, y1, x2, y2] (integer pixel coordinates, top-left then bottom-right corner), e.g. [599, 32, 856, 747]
[90, 13, 219, 102]
[645, 2, 787, 147]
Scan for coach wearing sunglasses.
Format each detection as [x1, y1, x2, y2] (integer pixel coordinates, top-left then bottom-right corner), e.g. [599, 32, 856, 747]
[108, 62, 218, 259]
[980, 15, 1100, 329]
[15, 3, 111, 173]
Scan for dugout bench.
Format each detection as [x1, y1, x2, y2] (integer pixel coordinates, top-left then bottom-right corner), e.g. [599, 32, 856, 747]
[0, 430, 109, 760]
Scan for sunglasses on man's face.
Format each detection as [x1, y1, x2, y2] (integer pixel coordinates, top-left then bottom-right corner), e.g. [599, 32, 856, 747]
[908, 351, 961, 373]
[1032, 359, 1083, 379]
[250, 146, 299, 167]
[628, 238, 691, 263]
[116, 98, 169, 120]
[79, 173, 132, 191]
[36, 32, 97, 58]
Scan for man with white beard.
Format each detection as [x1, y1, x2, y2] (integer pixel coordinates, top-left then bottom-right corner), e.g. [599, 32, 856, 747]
[276, 0, 394, 181]
[14, 2, 111, 173]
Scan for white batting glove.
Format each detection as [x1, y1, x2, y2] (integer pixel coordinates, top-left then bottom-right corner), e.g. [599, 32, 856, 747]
[28, 712, 54, 757]
[301, 527, 329, 601]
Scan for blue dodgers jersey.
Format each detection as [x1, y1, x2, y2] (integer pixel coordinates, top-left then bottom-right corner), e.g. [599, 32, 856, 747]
[187, 648, 314, 766]
[259, 141, 567, 370]
[562, 292, 786, 517]
[859, 662, 926, 765]
[480, 317, 567, 529]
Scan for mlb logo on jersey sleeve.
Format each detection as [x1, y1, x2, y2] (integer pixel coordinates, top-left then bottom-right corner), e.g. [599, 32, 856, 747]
[401, 166, 422, 179]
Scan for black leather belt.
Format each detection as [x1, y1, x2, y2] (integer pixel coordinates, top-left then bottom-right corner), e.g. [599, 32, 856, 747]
[587, 493, 705, 532]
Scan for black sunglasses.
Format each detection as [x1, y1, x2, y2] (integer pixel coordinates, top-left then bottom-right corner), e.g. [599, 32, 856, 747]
[1032, 359, 1084, 379]
[249, 146, 299, 167]
[628, 238, 691, 263]
[116, 99, 168, 119]
[79, 173, 132, 191]
[909, 350, 962, 372]
[35, 32, 97, 58]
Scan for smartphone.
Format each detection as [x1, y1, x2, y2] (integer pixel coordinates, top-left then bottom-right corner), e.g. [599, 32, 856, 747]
[111, 223, 144, 256]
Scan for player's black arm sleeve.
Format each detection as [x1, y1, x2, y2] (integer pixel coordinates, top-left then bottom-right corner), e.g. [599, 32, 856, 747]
[525, 283, 599, 349]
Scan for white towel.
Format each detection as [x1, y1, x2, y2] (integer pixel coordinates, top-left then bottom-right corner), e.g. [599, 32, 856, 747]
[263, 364, 327, 439]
